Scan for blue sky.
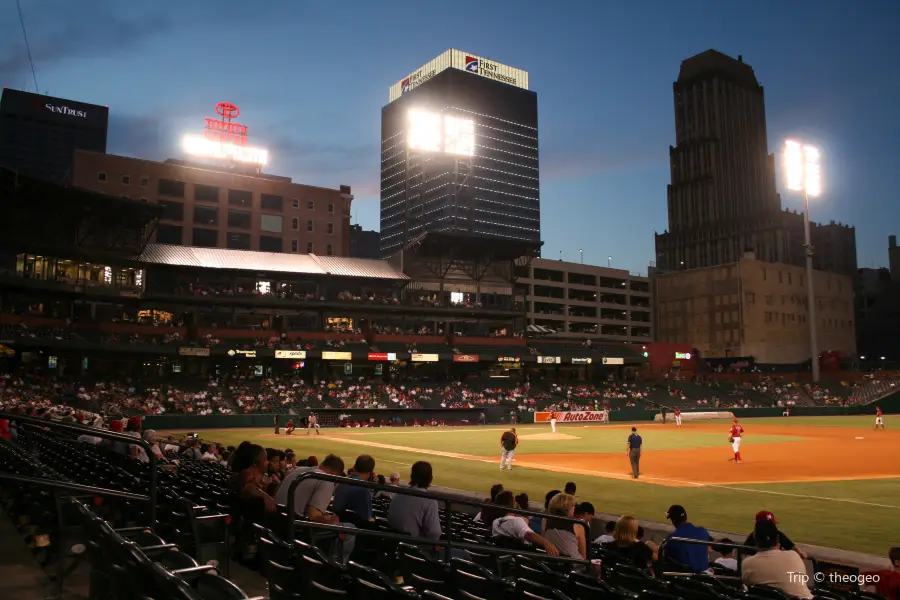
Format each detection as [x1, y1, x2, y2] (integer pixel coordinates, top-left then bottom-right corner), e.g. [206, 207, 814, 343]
[2, 0, 898, 275]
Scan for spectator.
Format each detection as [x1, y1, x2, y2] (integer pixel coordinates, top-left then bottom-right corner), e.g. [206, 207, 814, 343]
[541, 489, 562, 534]
[386, 461, 442, 540]
[201, 444, 219, 463]
[228, 443, 276, 519]
[574, 502, 595, 537]
[602, 516, 654, 569]
[492, 492, 559, 556]
[564, 481, 577, 496]
[375, 472, 400, 500]
[741, 519, 813, 599]
[594, 521, 615, 544]
[475, 484, 505, 523]
[142, 430, 166, 462]
[333, 455, 376, 524]
[743, 511, 807, 559]
[661, 505, 713, 573]
[543, 493, 586, 559]
[637, 525, 659, 557]
[712, 539, 738, 572]
[862, 547, 900, 600]
[182, 438, 203, 460]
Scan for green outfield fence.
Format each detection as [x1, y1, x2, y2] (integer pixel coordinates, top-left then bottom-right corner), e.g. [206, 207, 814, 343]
[141, 389, 899, 430]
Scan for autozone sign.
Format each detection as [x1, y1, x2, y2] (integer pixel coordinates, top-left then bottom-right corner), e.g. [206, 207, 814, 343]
[533, 411, 609, 423]
[453, 354, 479, 362]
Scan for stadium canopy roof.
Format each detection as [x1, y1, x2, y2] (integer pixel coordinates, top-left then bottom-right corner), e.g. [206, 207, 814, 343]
[139, 244, 409, 280]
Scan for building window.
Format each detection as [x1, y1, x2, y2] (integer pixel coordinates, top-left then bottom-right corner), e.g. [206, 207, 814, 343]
[195, 184, 219, 203]
[227, 210, 252, 229]
[260, 214, 283, 233]
[193, 205, 218, 226]
[122, 175, 130, 185]
[227, 188, 253, 208]
[192, 228, 218, 247]
[261, 193, 284, 211]
[158, 178, 186, 198]
[226, 232, 251, 250]
[158, 200, 184, 221]
[140, 176, 149, 187]
[292, 217, 299, 230]
[307, 242, 314, 253]
[328, 203, 334, 213]
[259, 235, 283, 252]
[326, 222, 334, 235]
[326, 244, 333, 256]
[97, 172, 107, 182]
[307, 199, 315, 210]
[156, 224, 183, 244]
[291, 239, 298, 253]
[307, 220, 314, 232]
[292, 198, 300, 209]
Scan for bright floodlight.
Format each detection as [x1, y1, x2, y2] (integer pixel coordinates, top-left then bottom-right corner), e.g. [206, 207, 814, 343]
[784, 139, 821, 197]
[183, 135, 268, 166]
[444, 115, 475, 156]
[408, 109, 442, 152]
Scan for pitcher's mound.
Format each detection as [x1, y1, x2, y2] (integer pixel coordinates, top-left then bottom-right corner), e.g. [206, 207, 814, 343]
[518, 432, 580, 441]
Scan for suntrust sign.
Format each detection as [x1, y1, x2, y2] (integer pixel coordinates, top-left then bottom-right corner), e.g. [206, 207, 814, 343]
[46, 103, 87, 118]
[389, 49, 529, 103]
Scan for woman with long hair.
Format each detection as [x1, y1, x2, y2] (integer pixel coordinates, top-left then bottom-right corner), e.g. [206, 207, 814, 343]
[601, 515, 654, 568]
[228, 443, 276, 516]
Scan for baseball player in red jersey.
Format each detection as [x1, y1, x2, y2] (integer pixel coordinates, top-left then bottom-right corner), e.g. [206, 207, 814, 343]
[875, 406, 885, 430]
[674, 407, 682, 427]
[729, 418, 744, 463]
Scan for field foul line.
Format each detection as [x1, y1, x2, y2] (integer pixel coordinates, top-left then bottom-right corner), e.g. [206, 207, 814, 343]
[323, 436, 900, 510]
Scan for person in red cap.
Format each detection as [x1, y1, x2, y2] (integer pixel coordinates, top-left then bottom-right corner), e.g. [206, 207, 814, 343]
[742, 511, 807, 559]
[728, 418, 744, 463]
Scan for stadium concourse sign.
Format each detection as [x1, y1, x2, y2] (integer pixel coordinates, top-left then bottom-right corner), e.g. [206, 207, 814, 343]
[178, 347, 210, 357]
[322, 351, 352, 361]
[368, 352, 397, 361]
[411, 353, 439, 362]
[275, 350, 306, 359]
[453, 354, 479, 363]
[389, 49, 530, 103]
[534, 411, 610, 423]
[537, 356, 561, 364]
[571, 357, 593, 365]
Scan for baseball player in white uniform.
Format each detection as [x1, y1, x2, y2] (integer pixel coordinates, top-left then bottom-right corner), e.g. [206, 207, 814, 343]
[307, 413, 321, 435]
[550, 415, 557, 433]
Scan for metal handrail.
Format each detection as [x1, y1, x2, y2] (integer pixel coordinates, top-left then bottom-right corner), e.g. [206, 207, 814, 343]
[0, 411, 159, 528]
[284, 469, 591, 563]
[657, 536, 757, 576]
[0, 471, 152, 502]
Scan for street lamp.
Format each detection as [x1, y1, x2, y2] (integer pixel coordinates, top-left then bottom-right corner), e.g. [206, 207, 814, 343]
[785, 139, 822, 382]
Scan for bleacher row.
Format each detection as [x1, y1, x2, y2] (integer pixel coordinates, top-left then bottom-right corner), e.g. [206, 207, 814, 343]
[0, 416, 892, 600]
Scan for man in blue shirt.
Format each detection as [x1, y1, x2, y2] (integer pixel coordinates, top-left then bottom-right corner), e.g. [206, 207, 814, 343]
[627, 427, 642, 479]
[663, 504, 713, 572]
[332, 455, 375, 526]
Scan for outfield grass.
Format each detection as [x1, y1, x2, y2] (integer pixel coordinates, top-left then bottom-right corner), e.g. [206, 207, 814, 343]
[169, 417, 900, 556]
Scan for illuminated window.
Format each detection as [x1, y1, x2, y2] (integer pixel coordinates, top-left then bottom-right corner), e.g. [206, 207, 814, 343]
[256, 281, 272, 295]
[450, 292, 464, 305]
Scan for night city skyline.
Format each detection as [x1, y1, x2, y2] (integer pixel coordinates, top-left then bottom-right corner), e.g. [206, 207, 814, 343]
[1, 0, 898, 275]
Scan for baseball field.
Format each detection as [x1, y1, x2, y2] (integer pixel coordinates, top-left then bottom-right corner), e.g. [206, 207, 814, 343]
[167, 415, 900, 556]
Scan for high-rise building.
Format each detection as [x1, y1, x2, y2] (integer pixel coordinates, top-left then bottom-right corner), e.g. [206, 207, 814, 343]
[0, 88, 108, 183]
[655, 50, 856, 276]
[379, 50, 539, 257]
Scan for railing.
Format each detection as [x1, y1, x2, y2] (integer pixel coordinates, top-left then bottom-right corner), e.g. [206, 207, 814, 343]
[285, 469, 593, 566]
[657, 536, 757, 577]
[0, 411, 159, 529]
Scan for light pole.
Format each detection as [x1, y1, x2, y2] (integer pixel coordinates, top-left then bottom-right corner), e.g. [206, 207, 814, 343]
[579, 249, 583, 264]
[785, 139, 822, 382]
[607, 256, 612, 268]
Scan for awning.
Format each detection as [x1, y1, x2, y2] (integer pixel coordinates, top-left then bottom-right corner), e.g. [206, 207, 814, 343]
[526, 325, 557, 335]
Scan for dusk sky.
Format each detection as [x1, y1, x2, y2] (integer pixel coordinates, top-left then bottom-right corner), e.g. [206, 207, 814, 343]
[2, 0, 897, 275]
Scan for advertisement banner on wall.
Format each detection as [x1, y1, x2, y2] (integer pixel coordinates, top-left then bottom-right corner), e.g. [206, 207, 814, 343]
[275, 350, 307, 359]
[179, 347, 211, 357]
[571, 357, 593, 365]
[411, 353, 440, 362]
[537, 356, 560, 364]
[322, 351, 353, 361]
[453, 354, 480, 363]
[227, 349, 256, 358]
[533, 411, 609, 423]
[368, 353, 397, 361]
[602, 357, 624, 365]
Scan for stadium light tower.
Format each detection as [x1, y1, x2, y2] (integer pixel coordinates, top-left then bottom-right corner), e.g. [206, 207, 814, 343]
[784, 139, 822, 382]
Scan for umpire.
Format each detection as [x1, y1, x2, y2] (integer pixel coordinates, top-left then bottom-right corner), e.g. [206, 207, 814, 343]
[627, 427, 642, 479]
